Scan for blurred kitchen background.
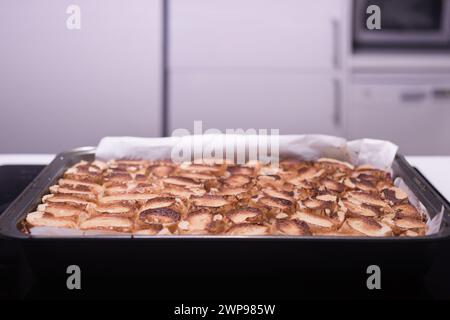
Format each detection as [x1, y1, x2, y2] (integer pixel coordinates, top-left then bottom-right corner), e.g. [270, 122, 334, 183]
[1, 0, 450, 154]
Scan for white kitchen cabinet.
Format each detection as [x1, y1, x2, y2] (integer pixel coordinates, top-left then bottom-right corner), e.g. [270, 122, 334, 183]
[169, 73, 344, 136]
[348, 75, 450, 155]
[169, 0, 346, 136]
[170, 0, 343, 70]
[0, 0, 161, 153]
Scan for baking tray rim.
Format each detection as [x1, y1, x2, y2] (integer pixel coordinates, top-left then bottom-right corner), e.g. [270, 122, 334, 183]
[0, 146, 449, 241]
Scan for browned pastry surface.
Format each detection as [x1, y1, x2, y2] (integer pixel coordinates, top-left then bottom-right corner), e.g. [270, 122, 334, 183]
[24, 158, 428, 237]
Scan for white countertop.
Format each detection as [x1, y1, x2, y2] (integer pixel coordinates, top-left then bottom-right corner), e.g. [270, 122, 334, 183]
[0, 154, 449, 202]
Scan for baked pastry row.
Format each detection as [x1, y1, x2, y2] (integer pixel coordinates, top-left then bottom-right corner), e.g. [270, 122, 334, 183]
[25, 158, 428, 237]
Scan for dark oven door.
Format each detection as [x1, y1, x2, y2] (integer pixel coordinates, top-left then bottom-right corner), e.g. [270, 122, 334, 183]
[353, 0, 450, 48]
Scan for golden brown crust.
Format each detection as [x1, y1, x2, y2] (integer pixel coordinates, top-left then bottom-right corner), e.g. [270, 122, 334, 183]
[25, 158, 427, 236]
[226, 207, 262, 224]
[275, 219, 312, 236]
[226, 223, 270, 236]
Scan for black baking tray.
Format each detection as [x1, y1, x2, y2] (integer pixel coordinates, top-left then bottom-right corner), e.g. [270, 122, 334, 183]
[0, 147, 449, 299]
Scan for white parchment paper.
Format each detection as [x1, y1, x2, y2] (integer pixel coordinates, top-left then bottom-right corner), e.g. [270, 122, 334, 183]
[96, 134, 398, 170]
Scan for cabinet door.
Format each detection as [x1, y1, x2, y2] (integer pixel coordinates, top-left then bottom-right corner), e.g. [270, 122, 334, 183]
[169, 73, 343, 136]
[170, 0, 343, 70]
[349, 77, 450, 155]
[0, 0, 161, 153]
